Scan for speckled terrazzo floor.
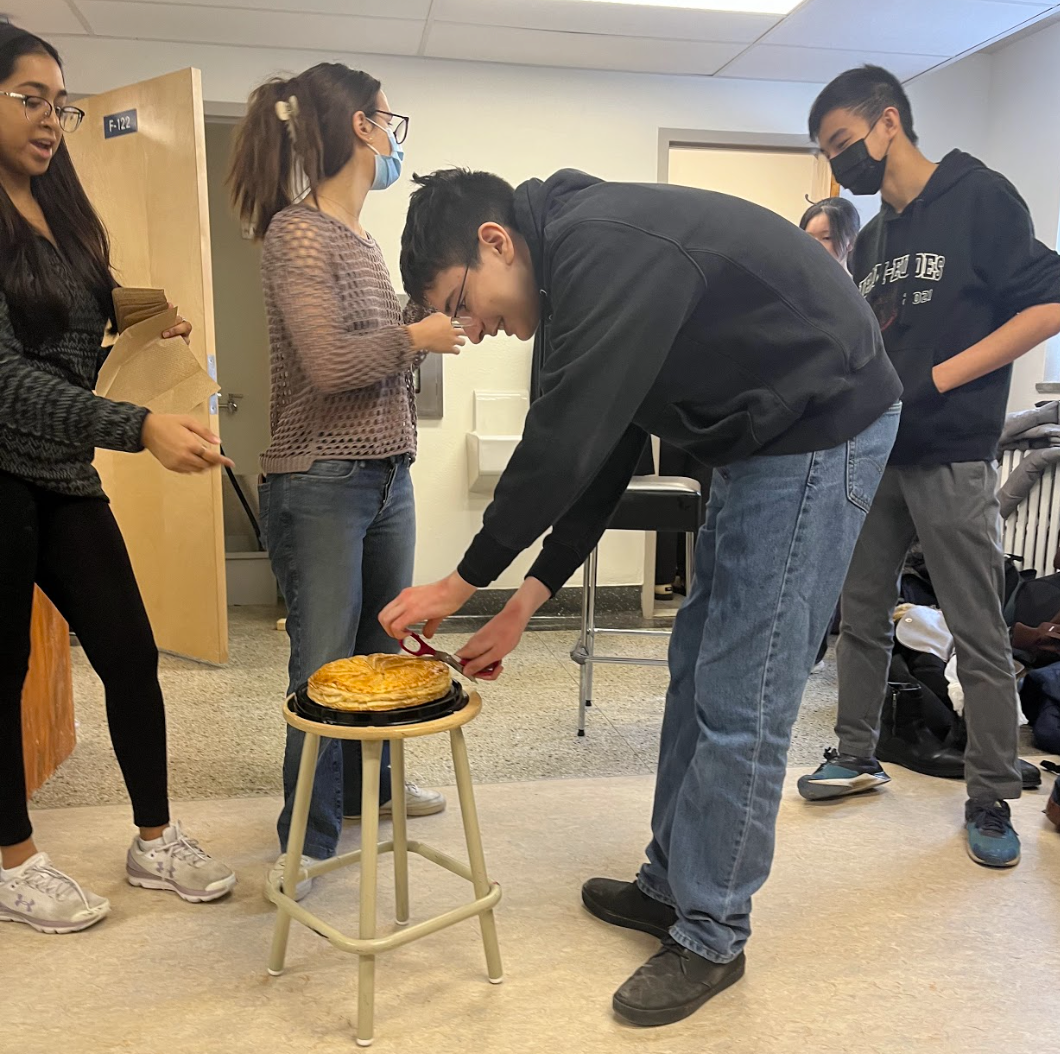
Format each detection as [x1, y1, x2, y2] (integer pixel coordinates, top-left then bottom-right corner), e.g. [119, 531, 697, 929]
[32, 605, 1039, 812]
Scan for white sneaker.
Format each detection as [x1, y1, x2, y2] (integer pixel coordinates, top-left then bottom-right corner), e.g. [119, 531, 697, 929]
[0, 853, 110, 934]
[345, 781, 447, 821]
[267, 854, 317, 902]
[126, 822, 236, 903]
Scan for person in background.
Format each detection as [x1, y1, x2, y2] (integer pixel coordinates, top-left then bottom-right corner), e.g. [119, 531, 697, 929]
[0, 25, 236, 934]
[799, 195, 861, 271]
[381, 165, 900, 1025]
[800, 195, 862, 667]
[228, 63, 464, 900]
[800, 65, 1060, 869]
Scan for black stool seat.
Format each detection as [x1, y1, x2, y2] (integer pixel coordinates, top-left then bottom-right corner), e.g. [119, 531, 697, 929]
[608, 475, 703, 532]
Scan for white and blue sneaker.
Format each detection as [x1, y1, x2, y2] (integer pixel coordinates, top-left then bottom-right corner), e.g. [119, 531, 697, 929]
[965, 799, 1020, 869]
[797, 748, 891, 801]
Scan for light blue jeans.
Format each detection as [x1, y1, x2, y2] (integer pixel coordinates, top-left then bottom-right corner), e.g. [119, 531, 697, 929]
[638, 406, 900, 963]
[259, 456, 415, 860]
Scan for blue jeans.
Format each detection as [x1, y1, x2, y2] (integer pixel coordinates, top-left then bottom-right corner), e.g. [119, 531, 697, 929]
[637, 407, 899, 963]
[259, 456, 415, 860]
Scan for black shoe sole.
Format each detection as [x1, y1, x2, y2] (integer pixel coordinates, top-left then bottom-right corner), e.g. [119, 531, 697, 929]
[613, 955, 746, 1027]
[581, 886, 675, 941]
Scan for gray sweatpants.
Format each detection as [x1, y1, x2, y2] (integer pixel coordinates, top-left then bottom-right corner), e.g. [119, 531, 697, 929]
[835, 461, 1022, 801]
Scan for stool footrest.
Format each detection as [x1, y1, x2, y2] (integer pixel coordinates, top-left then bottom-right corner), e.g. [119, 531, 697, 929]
[577, 655, 670, 669]
[265, 840, 501, 957]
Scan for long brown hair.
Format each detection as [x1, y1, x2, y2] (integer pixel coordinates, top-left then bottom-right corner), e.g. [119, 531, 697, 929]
[0, 26, 116, 346]
[228, 62, 381, 240]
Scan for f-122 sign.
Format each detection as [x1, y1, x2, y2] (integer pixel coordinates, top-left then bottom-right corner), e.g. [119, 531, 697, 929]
[103, 109, 138, 139]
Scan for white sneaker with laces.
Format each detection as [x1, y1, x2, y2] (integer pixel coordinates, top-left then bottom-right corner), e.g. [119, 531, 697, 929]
[126, 821, 236, 903]
[345, 781, 446, 821]
[266, 853, 318, 902]
[0, 853, 110, 934]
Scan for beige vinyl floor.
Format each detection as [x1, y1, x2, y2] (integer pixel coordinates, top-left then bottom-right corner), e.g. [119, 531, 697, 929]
[5, 767, 1060, 1054]
[9, 606, 1059, 1053]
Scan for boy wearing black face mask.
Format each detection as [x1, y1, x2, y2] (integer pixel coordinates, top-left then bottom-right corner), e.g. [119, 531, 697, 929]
[801, 65, 1060, 868]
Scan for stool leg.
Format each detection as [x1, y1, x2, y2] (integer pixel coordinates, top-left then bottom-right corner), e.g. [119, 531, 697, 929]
[268, 730, 320, 977]
[578, 548, 599, 736]
[685, 531, 696, 592]
[356, 740, 383, 1048]
[449, 728, 503, 984]
[390, 739, 410, 925]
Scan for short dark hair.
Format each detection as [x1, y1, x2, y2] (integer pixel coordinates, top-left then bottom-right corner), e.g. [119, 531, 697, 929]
[808, 64, 917, 146]
[401, 168, 518, 306]
[799, 196, 862, 260]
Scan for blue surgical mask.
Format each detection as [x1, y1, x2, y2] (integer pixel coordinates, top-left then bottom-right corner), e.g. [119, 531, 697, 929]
[368, 120, 403, 192]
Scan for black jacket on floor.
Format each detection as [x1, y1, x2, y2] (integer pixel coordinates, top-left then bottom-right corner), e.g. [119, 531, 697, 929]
[459, 169, 901, 594]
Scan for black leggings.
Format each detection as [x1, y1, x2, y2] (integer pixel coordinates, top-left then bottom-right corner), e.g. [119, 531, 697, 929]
[0, 473, 169, 846]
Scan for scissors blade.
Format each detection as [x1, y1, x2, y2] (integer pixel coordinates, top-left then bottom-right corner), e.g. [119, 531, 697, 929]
[438, 652, 477, 681]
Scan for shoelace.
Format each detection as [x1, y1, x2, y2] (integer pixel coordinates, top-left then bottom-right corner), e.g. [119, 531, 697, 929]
[23, 862, 92, 908]
[970, 802, 1011, 837]
[823, 747, 839, 764]
[155, 826, 210, 869]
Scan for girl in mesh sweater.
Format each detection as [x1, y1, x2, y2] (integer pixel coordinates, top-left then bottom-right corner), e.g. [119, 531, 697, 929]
[229, 63, 465, 898]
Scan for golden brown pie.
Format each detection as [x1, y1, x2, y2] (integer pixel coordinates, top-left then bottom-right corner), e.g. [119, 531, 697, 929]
[306, 654, 452, 711]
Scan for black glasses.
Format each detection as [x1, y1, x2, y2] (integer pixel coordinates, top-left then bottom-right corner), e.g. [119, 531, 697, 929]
[0, 92, 85, 133]
[451, 265, 470, 322]
[372, 110, 409, 145]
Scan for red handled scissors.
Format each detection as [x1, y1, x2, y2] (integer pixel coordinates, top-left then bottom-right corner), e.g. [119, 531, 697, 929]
[400, 632, 499, 680]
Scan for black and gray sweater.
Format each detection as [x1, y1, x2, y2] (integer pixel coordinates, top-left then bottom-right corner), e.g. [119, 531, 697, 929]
[0, 240, 148, 499]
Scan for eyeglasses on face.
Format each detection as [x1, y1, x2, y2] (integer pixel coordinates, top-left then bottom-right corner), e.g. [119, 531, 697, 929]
[371, 109, 409, 145]
[0, 92, 85, 133]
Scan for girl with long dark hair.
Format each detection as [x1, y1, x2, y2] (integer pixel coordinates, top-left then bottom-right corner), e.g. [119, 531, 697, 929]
[229, 63, 465, 897]
[0, 25, 235, 933]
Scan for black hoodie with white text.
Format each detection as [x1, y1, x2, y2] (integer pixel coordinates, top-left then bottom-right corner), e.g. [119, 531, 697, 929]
[850, 149, 1060, 466]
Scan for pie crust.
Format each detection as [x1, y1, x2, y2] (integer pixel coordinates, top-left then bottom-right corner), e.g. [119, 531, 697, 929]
[306, 654, 452, 711]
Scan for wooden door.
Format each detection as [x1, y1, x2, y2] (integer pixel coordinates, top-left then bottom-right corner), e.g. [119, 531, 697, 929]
[66, 69, 228, 663]
[22, 590, 75, 798]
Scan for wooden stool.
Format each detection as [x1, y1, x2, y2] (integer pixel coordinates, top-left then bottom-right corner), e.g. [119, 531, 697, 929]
[265, 690, 503, 1047]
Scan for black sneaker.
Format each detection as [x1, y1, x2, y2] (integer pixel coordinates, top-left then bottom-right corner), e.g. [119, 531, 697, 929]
[797, 748, 890, 801]
[613, 936, 745, 1027]
[581, 878, 677, 940]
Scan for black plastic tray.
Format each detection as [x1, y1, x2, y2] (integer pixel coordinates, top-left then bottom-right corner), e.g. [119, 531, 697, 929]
[290, 680, 468, 728]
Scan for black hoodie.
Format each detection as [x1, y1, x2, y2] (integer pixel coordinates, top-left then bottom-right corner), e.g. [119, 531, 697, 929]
[458, 170, 901, 594]
[851, 150, 1060, 466]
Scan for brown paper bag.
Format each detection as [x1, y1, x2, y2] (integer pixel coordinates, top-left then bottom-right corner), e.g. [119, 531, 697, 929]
[98, 297, 219, 415]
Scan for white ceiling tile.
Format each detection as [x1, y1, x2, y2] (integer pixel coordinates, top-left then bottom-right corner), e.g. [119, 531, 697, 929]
[720, 44, 947, 83]
[88, 0, 432, 16]
[764, 0, 1050, 55]
[3, 0, 88, 36]
[426, 22, 745, 75]
[433, 0, 779, 42]
[75, 2, 423, 55]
